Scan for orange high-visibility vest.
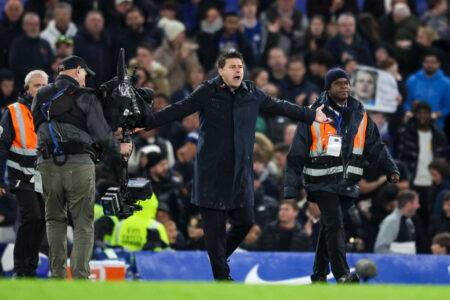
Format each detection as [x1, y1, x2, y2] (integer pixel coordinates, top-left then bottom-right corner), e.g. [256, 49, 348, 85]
[7, 102, 38, 180]
[304, 112, 368, 178]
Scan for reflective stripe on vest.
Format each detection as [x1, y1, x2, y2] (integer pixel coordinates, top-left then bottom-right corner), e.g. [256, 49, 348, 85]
[7, 102, 37, 178]
[304, 166, 343, 176]
[352, 112, 368, 155]
[6, 160, 36, 175]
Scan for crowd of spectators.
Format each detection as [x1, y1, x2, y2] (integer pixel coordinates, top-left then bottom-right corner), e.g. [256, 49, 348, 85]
[0, 0, 449, 259]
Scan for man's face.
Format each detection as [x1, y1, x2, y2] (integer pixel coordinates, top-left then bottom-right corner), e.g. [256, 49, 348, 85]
[242, 3, 257, 18]
[288, 61, 306, 84]
[206, 8, 221, 24]
[268, 49, 287, 72]
[151, 159, 169, 178]
[354, 71, 375, 100]
[338, 16, 356, 38]
[1, 80, 14, 97]
[85, 13, 104, 35]
[278, 204, 298, 223]
[423, 56, 440, 75]
[224, 15, 239, 34]
[126, 10, 145, 32]
[431, 243, 447, 255]
[329, 78, 351, 101]
[54, 7, 71, 29]
[310, 17, 325, 36]
[77, 67, 87, 87]
[403, 196, 420, 217]
[136, 47, 153, 69]
[5, 0, 23, 23]
[415, 108, 431, 127]
[218, 58, 244, 89]
[23, 15, 40, 38]
[56, 43, 74, 57]
[27, 75, 48, 98]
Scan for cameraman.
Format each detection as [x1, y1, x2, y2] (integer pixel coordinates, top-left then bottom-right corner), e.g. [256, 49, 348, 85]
[31, 56, 132, 279]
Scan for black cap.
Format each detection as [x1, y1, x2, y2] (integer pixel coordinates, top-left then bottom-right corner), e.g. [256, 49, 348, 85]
[58, 55, 96, 77]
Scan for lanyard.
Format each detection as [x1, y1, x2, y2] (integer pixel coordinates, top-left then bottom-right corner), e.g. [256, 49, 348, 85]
[329, 107, 344, 135]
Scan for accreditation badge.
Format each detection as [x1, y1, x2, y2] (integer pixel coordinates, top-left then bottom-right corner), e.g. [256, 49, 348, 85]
[326, 135, 342, 157]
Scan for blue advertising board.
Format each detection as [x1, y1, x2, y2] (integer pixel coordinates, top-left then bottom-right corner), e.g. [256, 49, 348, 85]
[135, 251, 450, 285]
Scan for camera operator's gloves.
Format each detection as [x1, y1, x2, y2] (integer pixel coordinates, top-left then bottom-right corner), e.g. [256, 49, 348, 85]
[387, 172, 400, 183]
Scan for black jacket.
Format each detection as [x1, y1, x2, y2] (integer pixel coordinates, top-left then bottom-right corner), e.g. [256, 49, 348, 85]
[8, 35, 53, 90]
[145, 76, 316, 210]
[258, 221, 311, 252]
[396, 119, 448, 180]
[325, 34, 374, 66]
[284, 92, 399, 199]
[73, 29, 115, 88]
[32, 75, 120, 161]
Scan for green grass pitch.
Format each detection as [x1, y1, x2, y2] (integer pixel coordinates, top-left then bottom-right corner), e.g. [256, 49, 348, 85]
[0, 280, 448, 300]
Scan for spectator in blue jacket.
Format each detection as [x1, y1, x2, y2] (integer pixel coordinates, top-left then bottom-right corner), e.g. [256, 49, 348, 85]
[405, 51, 450, 128]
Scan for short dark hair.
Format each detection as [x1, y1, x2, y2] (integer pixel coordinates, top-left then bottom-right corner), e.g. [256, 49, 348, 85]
[137, 42, 154, 53]
[397, 190, 417, 208]
[217, 50, 244, 69]
[224, 11, 239, 19]
[127, 6, 145, 18]
[280, 199, 299, 211]
[240, 0, 259, 7]
[429, 159, 450, 177]
[288, 55, 305, 67]
[423, 49, 442, 63]
[432, 232, 450, 253]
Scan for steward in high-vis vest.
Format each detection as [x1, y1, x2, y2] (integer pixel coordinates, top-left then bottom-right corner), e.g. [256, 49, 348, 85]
[284, 68, 400, 284]
[0, 70, 48, 277]
[95, 193, 169, 252]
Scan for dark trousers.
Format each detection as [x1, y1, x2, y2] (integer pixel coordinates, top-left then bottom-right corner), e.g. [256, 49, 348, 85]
[200, 206, 254, 279]
[13, 189, 45, 277]
[412, 185, 431, 228]
[310, 191, 353, 280]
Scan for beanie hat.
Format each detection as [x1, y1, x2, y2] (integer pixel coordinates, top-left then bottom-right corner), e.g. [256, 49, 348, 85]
[158, 18, 186, 41]
[324, 68, 350, 90]
[141, 144, 166, 169]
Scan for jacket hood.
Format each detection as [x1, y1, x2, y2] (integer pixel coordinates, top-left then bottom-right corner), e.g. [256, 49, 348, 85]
[43, 20, 77, 37]
[133, 193, 159, 220]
